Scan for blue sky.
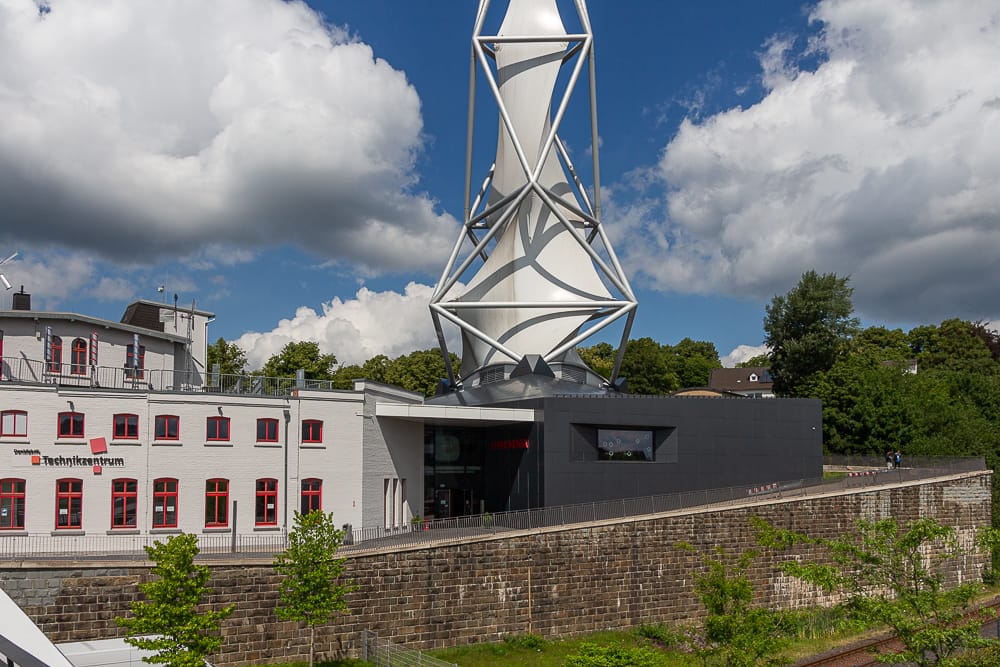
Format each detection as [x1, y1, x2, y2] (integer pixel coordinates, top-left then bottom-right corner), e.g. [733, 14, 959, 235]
[2, 0, 998, 369]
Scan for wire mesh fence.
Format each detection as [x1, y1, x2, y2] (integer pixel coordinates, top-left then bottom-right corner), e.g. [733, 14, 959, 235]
[361, 630, 457, 667]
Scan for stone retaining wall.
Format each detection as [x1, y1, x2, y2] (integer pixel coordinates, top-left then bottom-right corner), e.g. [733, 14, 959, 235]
[1, 472, 991, 665]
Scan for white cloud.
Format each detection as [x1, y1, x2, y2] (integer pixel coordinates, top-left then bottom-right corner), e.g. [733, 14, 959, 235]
[0, 0, 455, 274]
[620, 0, 1000, 324]
[234, 282, 460, 369]
[721, 344, 769, 368]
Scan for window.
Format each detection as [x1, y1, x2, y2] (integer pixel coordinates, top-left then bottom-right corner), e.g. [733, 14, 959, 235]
[205, 479, 228, 527]
[154, 415, 179, 440]
[55, 478, 82, 529]
[255, 478, 278, 526]
[300, 478, 322, 515]
[113, 413, 139, 439]
[152, 478, 178, 528]
[125, 343, 145, 379]
[111, 478, 137, 528]
[1, 410, 27, 437]
[0, 479, 25, 530]
[206, 416, 230, 441]
[301, 419, 323, 444]
[48, 335, 63, 373]
[71, 338, 88, 375]
[256, 418, 279, 443]
[57, 411, 85, 438]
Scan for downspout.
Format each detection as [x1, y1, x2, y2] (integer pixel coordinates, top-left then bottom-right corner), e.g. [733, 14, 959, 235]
[283, 408, 290, 532]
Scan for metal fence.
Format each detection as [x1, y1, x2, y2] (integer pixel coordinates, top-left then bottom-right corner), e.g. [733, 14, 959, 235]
[0, 456, 985, 561]
[361, 630, 458, 667]
[0, 357, 337, 397]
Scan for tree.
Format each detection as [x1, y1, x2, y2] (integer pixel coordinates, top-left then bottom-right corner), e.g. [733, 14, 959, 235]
[117, 534, 233, 667]
[619, 337, 678, 395]
[908, 319, 995, 373]
[384, 349, 459, 397]
[756, 516, 1000, 667]
[676, 542, 789, 667]
[273, 510, 355, 667]
[577, 342, 616, 379]
[206, 337, 248, 376]
[672, 337, 722, 388]
[764, 271, 859, 396]
[261, 341, 337, 380]
[737, 354, 771, 368]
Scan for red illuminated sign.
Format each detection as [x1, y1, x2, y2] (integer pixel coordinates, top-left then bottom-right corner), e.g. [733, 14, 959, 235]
[490, 438, 529, 451]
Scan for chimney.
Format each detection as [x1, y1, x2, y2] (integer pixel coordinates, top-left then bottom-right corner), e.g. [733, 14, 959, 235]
[11, 287, 30, 311]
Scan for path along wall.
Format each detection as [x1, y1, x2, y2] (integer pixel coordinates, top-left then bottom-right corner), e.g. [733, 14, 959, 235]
[0, 471, 991, 665]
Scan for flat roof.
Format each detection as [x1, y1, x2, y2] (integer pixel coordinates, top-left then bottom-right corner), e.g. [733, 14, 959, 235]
[375, 402, 541, 424]
[0, 310, 189, 344]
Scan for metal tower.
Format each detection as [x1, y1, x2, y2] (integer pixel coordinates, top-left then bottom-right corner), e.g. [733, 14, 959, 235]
[430, 0, 637, 390]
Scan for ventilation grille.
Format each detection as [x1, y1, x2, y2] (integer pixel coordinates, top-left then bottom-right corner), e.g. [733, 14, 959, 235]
[561, 366, 587, 384]
[479, 366, 506, 386]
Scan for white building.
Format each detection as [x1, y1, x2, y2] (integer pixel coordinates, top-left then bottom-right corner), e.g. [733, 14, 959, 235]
[0, 298, 423, 549]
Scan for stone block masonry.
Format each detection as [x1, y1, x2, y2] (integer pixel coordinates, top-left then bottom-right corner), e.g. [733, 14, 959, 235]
[0, 471, 991, 665]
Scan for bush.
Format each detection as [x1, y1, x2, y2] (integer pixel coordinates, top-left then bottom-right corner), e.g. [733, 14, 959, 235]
[503, 633, 545, 650]
[563, 642, 668, 667]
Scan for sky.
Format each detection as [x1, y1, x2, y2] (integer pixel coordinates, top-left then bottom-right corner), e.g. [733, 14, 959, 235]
[1, 0, 998, 370]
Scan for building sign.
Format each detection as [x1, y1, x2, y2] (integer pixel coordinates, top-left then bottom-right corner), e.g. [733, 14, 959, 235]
[490, 438, 529, 450]
[30, 455, 126, 467]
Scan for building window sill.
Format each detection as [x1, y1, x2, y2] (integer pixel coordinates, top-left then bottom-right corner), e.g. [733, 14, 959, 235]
[300, 444, 326, 449]
[204, 442, 233, 447]
[253, 526, 282, 532]
[54, 440, 86, 445]
[255, 443, 282, 448]
[111, 440, 142, 446]
[0, 530, 28, 536]
[152, 441, 184, 447]
[0, 438, 31, 444]
[150, 528, 181, 534]
[107, 529, 140, 535]
[202, 527, 230, 533]
[51, 530, 85, 536]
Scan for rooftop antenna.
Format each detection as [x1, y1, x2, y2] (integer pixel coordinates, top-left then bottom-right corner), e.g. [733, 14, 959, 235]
[0, 251, 18, 291]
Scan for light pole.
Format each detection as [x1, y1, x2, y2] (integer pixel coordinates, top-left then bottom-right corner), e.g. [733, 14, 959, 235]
[0, 251, 17, 291]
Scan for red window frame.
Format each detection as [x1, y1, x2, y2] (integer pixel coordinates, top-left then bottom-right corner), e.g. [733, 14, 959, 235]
[71, 338, 88, 375]
[154, 415, 179, 440]
[57, 411, 85, 438]
[0, 478, 26, 530]
[48, 335, 63, 373]
[152, 478, 178, 528]
[111, 478, 137, 529]
[255, 478, 278, 526]
[301, 419, 323, 444]
[205, 478, 229, 527]
[256, 418, 279, 443]
[300, 478, 322, 515]
[125, 343, 146, 379]
[55, 478, 82, 529]
[206, 416, 230, 442]
[113, 413, 139, 439]
[1, 409, 27, 437]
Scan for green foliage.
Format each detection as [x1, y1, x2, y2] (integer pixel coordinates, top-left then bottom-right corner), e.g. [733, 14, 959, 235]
[207, 337, 249, 376]
[678, 542, 790, 667]
[764, 270, 860, 396]
[563, 642, 668, 667]
[757, 516, 1000, 666]
[274, 511, 355, 667]
[619, 337, 679, 394]
[672, 337, 722, 388]
[261, 341, 337, 380]
[383, 349, 459, 397]
[577, 342, 616, 379]
[577, 337, 720, 392]
[737, 354, 770, 368]
[503, 633, 546, 650]
[908, 319, 996, 373]
[116, 534, 233, 667]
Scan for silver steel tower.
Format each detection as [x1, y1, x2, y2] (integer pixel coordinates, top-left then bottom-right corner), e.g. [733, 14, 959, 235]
[430, 0, 636, 391]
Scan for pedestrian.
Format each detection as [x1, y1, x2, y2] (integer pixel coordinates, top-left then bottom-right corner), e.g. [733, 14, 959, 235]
[894, 450, 902, 468]
[886, 450, 894, 470]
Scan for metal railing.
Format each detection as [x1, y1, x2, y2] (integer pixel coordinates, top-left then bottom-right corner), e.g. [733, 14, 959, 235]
[0, 357, 337, 397]
[361, 630, 458, 667]
[0, 457, 986, 561]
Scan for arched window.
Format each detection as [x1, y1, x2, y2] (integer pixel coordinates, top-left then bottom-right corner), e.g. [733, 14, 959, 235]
[206, 416, 230, 441]
[113, 413, 139, 439]
[111, 478, 137, 528]
[55, 478, 82, 529]
[256, 418, 279, 443]
[205, 479, 229, 527]
[255, 478, 278, 525]
[71, 338, 88, 375]
[57, 411, 85, 438]
[300, 478, 322, 515]
[152, 478, 178, 528]
[0, 478, 25, 530]
[48, 335, 63, 373]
